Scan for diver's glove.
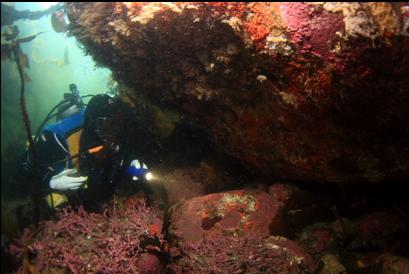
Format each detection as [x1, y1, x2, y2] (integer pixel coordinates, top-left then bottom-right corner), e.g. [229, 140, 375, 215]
[49, 168, 88, 191]
[127, 159, 151, 181]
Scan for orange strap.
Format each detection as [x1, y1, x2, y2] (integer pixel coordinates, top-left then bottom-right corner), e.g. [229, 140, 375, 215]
[88, 145, 103, 154]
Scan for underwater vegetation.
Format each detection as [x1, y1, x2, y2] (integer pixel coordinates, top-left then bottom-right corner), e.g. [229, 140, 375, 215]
[2, 2, 409, 274]
[8, 197, 164, 274]
[5, 182, 409, 273]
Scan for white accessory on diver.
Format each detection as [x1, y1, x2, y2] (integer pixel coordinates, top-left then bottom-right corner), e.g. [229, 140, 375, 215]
[49, 168, 88, 191]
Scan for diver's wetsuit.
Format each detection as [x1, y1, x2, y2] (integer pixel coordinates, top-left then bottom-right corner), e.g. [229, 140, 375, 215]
[31, 106, 128, 212]
[35, 108, 86, 189]
[23, 94, 152, 212]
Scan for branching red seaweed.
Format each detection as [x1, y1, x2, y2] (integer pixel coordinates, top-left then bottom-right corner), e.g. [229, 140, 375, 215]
[7, 198, 164, 274]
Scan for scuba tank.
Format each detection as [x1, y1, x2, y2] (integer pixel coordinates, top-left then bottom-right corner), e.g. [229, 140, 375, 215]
[34, 84, 93, 142]
[19, 84, 91, 174]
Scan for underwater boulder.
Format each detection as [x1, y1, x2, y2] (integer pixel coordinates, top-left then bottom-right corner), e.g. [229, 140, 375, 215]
[346, 211, 408, 253]
[373, 253, 409, 274]
[166, 189, 318, 272]
[269, 183, 335, 233]
[168, 189, 288, 245]
[297, 220, 347, 260]
[330, 252, 409, 273]
[297, 211, 409, 267]
[315, 254, 347, 274]
[66, 2, 409, 183]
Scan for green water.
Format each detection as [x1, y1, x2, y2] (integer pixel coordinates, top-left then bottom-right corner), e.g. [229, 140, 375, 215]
[1, 2, 112, 198]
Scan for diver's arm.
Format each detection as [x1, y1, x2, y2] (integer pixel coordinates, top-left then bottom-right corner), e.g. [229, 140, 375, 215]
[34, 131, 70, 191]
[36, 132, 87, 191]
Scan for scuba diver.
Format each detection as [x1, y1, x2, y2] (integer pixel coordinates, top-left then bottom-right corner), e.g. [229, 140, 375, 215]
[20, 84, 153, 212]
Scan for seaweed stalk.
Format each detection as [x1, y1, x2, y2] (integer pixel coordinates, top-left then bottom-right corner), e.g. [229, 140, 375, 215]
[11, 38, 41, 226]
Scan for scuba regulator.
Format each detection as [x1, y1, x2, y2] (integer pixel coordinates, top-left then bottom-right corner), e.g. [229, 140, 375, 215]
[56, 83, 84, 121]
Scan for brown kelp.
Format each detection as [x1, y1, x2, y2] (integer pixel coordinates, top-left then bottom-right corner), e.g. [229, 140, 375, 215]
[1, 25, 44, 225]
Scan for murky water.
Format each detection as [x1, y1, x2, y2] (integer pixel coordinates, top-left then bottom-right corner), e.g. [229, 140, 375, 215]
[1, 2, 111, 196]
[1, 2, 112, 254]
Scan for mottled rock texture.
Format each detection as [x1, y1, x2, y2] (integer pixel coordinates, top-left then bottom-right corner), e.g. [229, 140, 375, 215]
[66, 2, 409, 183]
[167, 189, 314, 273]
[168, 189, 287, 242]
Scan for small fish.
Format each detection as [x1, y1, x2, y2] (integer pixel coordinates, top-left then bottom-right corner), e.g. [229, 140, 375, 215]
[51, 11, 67, 33]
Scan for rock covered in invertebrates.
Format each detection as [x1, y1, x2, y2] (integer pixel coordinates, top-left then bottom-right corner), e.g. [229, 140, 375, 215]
[66, 2, 409, 184]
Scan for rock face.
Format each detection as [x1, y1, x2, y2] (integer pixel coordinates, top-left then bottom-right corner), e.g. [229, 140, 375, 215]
[66, 2, 409, 183]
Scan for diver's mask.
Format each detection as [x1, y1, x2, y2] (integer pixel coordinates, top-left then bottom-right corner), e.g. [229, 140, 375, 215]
[93, 116, 124, 145]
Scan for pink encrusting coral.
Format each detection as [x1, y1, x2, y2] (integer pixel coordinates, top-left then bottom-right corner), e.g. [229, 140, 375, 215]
[7, 197, 164, 274]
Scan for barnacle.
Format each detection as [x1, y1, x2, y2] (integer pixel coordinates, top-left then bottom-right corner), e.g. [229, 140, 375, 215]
[256, 74, 267, 82]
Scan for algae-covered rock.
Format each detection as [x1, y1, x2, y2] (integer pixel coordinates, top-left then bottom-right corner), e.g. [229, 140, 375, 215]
[168, 189, 287, 243]
[66, 2, 409, 183]
[165, 188, 321, 272]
